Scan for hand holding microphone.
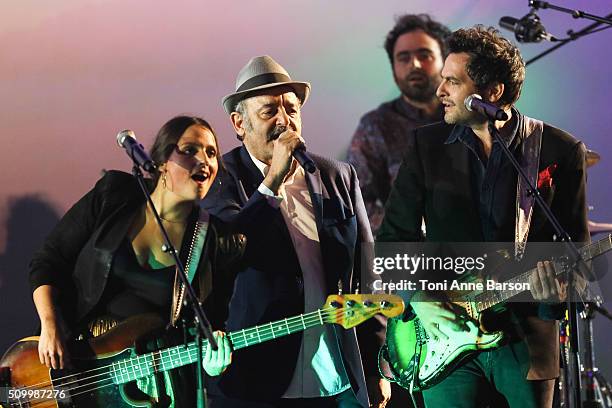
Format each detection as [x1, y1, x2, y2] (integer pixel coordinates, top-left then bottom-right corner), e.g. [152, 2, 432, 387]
[271, 127, 316, 174]
[263, 128, 316, 194]
[264, 130, 303, 193]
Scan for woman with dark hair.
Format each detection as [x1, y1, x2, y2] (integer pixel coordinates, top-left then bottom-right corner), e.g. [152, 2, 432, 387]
[29, 115, 243, 406]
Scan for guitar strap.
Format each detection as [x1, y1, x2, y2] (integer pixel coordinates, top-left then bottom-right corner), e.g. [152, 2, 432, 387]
[170, 209, 210, 327]
[514, 116, 543, 259]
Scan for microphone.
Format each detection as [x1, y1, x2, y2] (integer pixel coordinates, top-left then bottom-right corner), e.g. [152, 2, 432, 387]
[116, 129, 157, 173]
[293, 147, 317, 174]
[270, 128, 317, 173]
[499, 12, 555, 43]
[464, 94, 509, 121]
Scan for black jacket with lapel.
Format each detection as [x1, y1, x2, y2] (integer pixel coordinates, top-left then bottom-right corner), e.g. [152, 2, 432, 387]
[202, 146, 377, 405]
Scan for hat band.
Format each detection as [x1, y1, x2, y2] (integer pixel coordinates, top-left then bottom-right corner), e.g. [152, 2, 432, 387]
[236, 72, 292, 93]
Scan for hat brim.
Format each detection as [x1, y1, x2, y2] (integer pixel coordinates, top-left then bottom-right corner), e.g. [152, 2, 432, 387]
[222, 81, 311, 114]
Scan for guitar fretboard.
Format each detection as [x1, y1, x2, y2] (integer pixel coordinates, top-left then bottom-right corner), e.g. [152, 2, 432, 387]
[472, 234, 611, 312]
[109, 307, 340, 384]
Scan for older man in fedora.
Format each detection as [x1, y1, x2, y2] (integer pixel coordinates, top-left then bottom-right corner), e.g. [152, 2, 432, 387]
[202, 55, 390, 407]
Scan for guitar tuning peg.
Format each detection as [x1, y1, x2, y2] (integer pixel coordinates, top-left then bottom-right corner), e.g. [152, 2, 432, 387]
[337, 279, 343, 295]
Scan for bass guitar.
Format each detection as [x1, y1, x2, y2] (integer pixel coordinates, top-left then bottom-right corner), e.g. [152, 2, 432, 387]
[0, 293, 403, 407]
[382, 234, 611, 391]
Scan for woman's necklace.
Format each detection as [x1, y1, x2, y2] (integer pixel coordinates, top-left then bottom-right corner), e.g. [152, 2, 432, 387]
[147, 204, 187, 224]
[159, 215, 187, 224]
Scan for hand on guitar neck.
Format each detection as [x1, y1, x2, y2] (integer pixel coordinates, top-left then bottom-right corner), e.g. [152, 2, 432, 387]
[410, 291, 470, 340]
[529, 260, 567, 302]
[203, 331, 232, 376]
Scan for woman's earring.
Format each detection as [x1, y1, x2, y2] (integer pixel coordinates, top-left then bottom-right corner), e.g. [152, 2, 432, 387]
[162, 172, 167, 189]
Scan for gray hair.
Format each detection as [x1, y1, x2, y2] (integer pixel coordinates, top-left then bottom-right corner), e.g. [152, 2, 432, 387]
[234, 100, 252, 141]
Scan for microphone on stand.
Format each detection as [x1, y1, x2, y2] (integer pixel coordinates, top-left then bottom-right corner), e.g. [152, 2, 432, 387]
[464, 94, 509, 121]
[499, 12, 556, 43]
[116, 129, 157, 173]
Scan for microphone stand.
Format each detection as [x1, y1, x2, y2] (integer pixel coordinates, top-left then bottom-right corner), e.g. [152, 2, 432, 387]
[582, 302, 612, 408]
[488, 121, 589, 408]
[530, 1, 612, 26]
[132, 165, 217, 408]
[525, 1, 612, 66]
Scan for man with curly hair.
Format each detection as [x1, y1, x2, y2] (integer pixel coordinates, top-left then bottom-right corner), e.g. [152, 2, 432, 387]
[347, 14, 450, 234]
[379, 26, 589, 407]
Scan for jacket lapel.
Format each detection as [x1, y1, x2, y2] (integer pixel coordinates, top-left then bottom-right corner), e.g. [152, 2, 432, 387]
[304, 161, 346, 290]
[237, 145, 265, 200]
[305, 167, 324, 223]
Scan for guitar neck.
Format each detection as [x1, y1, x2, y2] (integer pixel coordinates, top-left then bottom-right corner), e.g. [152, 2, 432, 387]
[228, 308, 328, 351]
[110, 308, 330, 384]
[474, 234, 611, 313]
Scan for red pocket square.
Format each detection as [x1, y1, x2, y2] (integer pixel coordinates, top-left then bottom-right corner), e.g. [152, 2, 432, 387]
[537, 163, 558, 189]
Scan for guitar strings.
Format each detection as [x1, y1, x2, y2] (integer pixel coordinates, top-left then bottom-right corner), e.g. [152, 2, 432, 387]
[469, 235, 612, 313]
[14, 306, 381, 405]
[18, 307, 339, 390]
[19, 307, 346, 391]
[17, 307, 373, 408]
[19, 309, 377, 406]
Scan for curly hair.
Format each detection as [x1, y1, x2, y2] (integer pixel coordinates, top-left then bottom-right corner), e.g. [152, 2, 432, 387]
[384, 14, 451, 63]
[447, 26, 525, 106]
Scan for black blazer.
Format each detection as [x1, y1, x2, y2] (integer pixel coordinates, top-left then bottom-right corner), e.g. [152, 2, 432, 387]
[378, 120, 588, 244]
[202, 146, 379, 406]
[378, 119, 589, 379]
[29, 170, 243, 331]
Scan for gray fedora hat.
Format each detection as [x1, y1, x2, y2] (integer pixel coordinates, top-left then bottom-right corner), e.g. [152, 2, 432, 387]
[222, 55, 311, 114]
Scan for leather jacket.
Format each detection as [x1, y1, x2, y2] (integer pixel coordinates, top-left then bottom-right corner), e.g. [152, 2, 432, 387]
[29, 170, 245, 332]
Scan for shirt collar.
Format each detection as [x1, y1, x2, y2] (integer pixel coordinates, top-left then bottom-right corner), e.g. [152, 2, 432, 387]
[245, 147, 269, 177]
[444, 107, 521, 147]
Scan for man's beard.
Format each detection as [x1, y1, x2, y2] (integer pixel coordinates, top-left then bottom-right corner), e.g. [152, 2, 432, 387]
[267, 125, 287, 142]
[396, 71, 440, 103]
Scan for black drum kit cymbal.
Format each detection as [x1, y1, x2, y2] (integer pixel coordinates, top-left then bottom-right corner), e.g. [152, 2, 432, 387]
[586, 149, 601, 168]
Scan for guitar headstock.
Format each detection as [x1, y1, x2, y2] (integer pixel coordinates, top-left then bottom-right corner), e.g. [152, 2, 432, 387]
[322, 294, 405, 329]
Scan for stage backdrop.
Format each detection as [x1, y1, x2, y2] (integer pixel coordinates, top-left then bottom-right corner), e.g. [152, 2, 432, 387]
[1, 0, 611, 378]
